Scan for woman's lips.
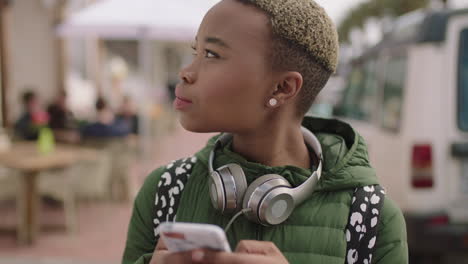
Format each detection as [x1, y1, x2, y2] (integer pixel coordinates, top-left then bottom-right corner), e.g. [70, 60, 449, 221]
[173, 96, 193, 110]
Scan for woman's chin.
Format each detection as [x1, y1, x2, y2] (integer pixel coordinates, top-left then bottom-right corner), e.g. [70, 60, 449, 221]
[179, 118, 213, 133]
[178, 113, 236, 133]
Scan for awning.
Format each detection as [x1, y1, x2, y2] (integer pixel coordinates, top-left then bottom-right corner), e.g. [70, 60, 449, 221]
[57, 0, 219, 41]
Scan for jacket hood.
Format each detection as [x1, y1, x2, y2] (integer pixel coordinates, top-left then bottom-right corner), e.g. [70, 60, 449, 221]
[195, 116, 378, 192]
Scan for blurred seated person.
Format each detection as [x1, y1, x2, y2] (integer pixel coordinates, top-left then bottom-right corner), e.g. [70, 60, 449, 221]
[47, 90, 80, 143]
[81, 97, 131, 138]
[116, 95, 139, 135]
[14, 90, 49, 140]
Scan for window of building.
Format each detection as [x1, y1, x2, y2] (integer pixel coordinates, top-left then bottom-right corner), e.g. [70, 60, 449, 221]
[458, 28, 468, 131]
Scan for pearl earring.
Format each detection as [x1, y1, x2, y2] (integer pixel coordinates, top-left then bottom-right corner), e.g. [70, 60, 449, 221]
[269, 98, 278, 107]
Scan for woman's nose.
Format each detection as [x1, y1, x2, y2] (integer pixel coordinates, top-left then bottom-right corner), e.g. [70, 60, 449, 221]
[179, 67, 196, 84]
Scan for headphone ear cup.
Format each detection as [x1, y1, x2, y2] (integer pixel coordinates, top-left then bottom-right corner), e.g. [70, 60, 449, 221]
[220, 163, 247, 210]
[209, 170, 226, 212]
[242, 174, 291, 224]
[215, 163, 247, 213]
[258, 186, 295, 225]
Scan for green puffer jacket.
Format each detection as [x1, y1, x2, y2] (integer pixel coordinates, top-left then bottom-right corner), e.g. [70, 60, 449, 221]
[122, 117, 408, 264]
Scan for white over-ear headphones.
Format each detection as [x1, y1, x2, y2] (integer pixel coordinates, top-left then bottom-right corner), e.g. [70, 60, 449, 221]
[208, 127, 323, 226]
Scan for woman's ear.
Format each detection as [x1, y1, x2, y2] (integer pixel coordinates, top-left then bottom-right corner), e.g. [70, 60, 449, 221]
[271, 71, 303, 105]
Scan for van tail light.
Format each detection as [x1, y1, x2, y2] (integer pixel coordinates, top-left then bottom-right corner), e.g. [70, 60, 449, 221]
[427, 214, 449, 226]
[411, 144, 434, 188]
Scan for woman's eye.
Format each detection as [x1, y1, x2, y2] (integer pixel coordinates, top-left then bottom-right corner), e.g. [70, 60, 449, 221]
[205, 49, 219, 59]
[191, 45, 198, 56]
[190, 46, 219, 59]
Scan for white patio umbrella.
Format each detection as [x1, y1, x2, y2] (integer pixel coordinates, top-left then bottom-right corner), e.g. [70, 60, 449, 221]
[58, 0, 219, 41]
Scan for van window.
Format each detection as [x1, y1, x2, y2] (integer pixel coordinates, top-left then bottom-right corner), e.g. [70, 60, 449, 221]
[334, 60, 378, 121]
[458, 28, 468, 131]
[381, 56, 407, 132]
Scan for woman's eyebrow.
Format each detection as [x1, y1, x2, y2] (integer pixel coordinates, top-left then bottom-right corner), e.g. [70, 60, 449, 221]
[204, 36, 230, 49]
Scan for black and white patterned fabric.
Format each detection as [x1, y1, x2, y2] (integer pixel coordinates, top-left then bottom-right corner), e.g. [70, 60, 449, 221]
[153, 157, 197, 239]
[345, 185, 386, 264]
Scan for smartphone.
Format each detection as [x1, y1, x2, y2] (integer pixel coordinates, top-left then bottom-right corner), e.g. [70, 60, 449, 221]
[159, 222, 232, 253]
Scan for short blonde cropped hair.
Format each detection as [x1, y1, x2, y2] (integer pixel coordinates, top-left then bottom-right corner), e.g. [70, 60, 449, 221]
[235, 0, 339, 115]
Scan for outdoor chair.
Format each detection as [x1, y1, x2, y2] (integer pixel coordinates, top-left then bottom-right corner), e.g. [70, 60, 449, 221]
[72, 150, 113, 201]
[80, 136, 136, 202]
[0, 167, 19, 202]
[38, 165, 80, 234]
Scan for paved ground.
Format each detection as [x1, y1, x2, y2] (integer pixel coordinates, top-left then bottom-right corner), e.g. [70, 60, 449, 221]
[0, 122, 214, 264]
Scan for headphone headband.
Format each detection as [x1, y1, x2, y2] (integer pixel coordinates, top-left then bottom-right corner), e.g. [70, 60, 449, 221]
[208, 127, 323, 226]
[293, 127, 323, 205]
[208, 133, 232, 173]
[209, 128, 322, 176]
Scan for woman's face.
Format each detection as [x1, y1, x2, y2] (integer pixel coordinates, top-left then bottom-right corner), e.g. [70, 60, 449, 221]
[174, 0, 275, 133]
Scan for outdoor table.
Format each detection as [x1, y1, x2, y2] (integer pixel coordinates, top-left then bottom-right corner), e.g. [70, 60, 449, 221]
[0, 142, 96, 245]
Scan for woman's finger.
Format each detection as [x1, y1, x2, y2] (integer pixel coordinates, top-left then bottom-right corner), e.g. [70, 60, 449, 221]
[235, 240, 281, 256]
[156, 239, 168, 250]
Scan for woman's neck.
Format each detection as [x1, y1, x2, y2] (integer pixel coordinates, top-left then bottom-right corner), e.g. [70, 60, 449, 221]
[231, 123, 311, 169]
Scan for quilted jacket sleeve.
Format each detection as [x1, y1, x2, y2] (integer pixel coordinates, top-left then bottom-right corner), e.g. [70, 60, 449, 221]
[373, 197, 408, 264]
[122, 167, 164, 264]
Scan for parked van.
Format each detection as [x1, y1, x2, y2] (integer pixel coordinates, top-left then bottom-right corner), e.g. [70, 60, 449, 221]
[334, 8, 468, 261]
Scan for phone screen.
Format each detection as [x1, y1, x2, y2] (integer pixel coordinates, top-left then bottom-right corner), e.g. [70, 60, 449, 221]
[159, 222, 231, 252]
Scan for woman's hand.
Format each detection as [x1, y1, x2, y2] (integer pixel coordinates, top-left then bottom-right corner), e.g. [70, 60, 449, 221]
[150, 240, 289, 264]
[192, 240, 289, 264]
[150, 239, 193, 264]
[149, 239, 207, 264]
